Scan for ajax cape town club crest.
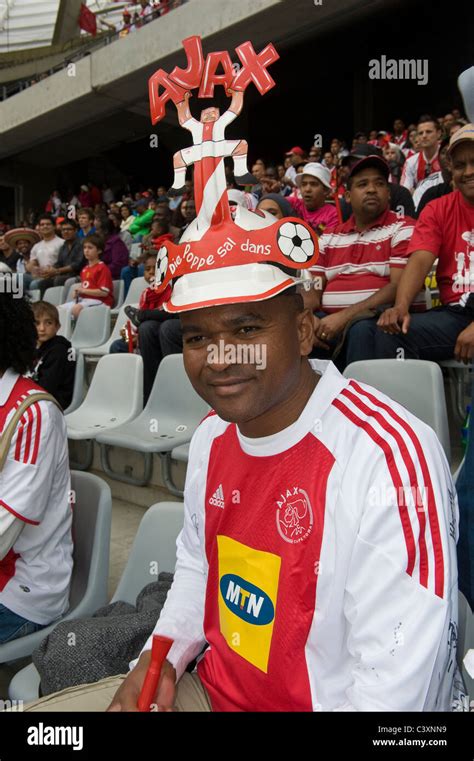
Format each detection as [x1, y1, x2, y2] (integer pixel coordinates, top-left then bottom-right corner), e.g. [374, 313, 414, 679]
[276, 487, 314, 544]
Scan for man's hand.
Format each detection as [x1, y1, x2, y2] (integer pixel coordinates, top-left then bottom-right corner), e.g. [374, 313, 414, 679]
[311, 315, 330, 350]
[377, 305, 411, 335]
[107, 652, 177, 712]
[454, 322, 474, 365]
[315, 312, 348, 343]
[260, 177, 281, 194]
[40, 267, 56, 279]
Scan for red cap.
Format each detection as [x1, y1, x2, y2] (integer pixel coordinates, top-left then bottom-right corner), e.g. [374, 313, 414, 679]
[285, 146, 304, 156]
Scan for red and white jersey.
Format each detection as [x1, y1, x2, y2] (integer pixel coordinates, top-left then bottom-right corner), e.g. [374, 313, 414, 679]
[401, 149, 441, 192]
[0, 370, 73, 625]
[311, 208, 426, 313]
[142, 361, 459, 711]
[80, 261, 113, 307]
[407, 190, 474, 305]
[139, 3, 153, 19]
[393, 131, 408, 147]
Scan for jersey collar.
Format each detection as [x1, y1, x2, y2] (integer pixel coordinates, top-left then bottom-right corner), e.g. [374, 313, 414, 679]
[346, 205, 392, 233]
[236, 360, 348, 457]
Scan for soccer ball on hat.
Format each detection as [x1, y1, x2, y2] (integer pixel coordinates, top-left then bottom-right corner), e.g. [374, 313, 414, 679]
[277, 222, 314, 263]
[155, 246, 169, 287]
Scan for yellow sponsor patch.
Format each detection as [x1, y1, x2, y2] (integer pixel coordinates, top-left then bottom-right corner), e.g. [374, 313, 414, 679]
[217, 535, 281, 673]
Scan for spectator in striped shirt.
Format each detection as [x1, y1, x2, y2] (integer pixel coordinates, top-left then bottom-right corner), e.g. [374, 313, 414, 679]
[301, 155, 420, 368]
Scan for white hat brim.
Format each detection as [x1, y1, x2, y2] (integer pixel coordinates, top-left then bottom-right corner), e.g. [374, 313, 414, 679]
[163, 263, 303, 313]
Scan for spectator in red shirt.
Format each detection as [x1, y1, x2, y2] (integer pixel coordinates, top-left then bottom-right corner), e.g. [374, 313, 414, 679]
[142, 219, 174, 255]
[401, 115, 442, 193]
[322, 151, 336, 170]
[89, 184, 102, 208]
[62, 234, 114, 319]
[110, 254, 171, 354]
[393, 118, 408, 149]
[283, 146, 305, 185]
[138, 0, 154, 23]
[355, 124, 474, 364]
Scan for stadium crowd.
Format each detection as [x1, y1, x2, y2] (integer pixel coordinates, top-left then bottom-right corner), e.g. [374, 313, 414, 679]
[1, 109, 473, 397]
[1, 104, 474, 713]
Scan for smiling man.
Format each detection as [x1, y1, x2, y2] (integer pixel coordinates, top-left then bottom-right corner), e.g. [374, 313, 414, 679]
[24, 194, 462, 713]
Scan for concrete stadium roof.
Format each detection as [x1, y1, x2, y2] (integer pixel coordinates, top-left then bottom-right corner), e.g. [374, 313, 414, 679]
[0, 0, 129, 54]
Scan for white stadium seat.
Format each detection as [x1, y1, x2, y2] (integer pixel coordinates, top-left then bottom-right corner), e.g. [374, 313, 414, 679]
[71, 304, 111, 351]
[66, 354, 143, 469]
[96, 354, 209, 492]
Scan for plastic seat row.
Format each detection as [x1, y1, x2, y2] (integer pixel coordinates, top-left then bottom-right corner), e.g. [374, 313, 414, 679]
[6, 489, 185, 703]
[50, 277, 147, 354]
[65, 353, 209, 493]
[42, 279, 126, 312]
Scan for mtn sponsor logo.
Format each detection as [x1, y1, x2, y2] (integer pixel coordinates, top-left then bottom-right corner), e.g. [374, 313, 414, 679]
[220, 573, 274, 625]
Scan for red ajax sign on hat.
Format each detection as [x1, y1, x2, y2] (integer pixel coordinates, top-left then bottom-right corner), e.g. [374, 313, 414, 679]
[147, 36, 319, 312]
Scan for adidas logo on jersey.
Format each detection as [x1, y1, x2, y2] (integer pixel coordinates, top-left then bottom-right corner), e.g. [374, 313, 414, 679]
[209, 484, 225, 508]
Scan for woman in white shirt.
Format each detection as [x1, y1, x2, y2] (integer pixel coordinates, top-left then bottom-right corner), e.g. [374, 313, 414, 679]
[120, 204, 135, 232]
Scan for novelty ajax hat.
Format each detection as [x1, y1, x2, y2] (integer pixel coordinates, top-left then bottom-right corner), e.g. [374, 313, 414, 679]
[148, 35, 319, 313]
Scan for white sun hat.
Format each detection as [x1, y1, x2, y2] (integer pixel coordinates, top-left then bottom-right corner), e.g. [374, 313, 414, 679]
[165, 263, 304, 313]
[295, 162, 332, 190]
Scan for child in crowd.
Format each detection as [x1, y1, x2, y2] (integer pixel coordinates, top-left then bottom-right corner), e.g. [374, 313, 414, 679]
[62, 234, 114, 318]
[110, 253, 171, 353]
[30, 302, 75, 410]
[141, 217, 174, 255]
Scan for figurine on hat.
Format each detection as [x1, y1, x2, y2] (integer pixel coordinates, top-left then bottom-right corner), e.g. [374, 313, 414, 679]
[148, 35, 320, 313]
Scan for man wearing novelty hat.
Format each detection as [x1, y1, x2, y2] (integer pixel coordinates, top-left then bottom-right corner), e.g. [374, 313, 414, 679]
[23, 37, 461, 714]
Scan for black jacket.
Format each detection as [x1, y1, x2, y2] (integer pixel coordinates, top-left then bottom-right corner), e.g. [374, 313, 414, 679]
[32, 335, 75, 410]
[0, 251, 20, 270]
[56, 238, 85, 275]
[416, 183, 452, 218]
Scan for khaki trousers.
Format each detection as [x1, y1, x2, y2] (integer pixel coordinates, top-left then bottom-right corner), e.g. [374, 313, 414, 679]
[21, 672, 211, 712]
